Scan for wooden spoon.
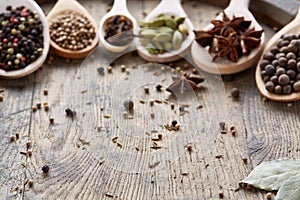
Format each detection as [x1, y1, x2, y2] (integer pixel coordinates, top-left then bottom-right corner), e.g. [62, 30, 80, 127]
[191, 0, 265, 75]
[0, 0, 50, 79]
[99, 0, 137, 53]
[136, 0, 195, 63]
[47, 0, 99, 59]
[255, 7, 300, 102]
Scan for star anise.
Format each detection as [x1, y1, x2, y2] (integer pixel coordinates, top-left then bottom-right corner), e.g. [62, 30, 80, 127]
[213, 32, 239, 62]
[166, 75, 202, 95]
[239, 28, 263, 54]
[208, 11, 251, 36]
[194, 30, 214, 47]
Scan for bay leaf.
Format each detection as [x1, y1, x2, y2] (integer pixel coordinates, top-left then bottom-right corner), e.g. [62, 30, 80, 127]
[275, 173, 300, 200]
[241, 158, 300, 191]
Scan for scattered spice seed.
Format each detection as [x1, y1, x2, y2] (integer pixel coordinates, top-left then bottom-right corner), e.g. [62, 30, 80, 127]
[125, 68, 130, 74]
[135, 146, 140, 151]
[266, 192, 273, 200]
[219, 121, 226, 130]
[117, 143, 122, 148]
[181, 172, 189, 176]
[26, 141, 31, 148]
[231, 88, 240, 98]
[105, 193, 114, 198]
[112, 136, 118, 143]
[123, 99, 134, 110]
[231, 129, 236, 136]
[148, 161, 160, 168]
[150, 146, 162, 150]
[97, 67, 105, 75]
[196, 105, 203, 109]
[49, 117, 54, 124]
[28, 179, 33, 187]
[170, 103, 175, 110]
[154, 99, 162, 104]
[158, 134, 163, 140]
[219, 191, 224, 198]
[43, 89, 48, 95]
[9, 135, 15, 142]
[20, 151, 27, 156]
[229, 125, 235, 131]
[65, 108, 76, 118]
[15, 133, 19, 140]
[242, 157, 248, 164]
[215, 155, 223, 159]
[104, 115, 111, 118]
[32, 106, 37, 112]
[171, 120, 178, 127]
[144, 86, 149, 94]
[139, 99, 145, 104]
[36, 102, 41, 109]
[44, 105, 49, 111]
[0, 94, 3, 101]
[150, 112, 155, 119]
[107, 66, 113, 73]
[186, 144, 192, 152]
[27, 150, 32, 157]
[42, 165, 49, 173]
[121, 65, 126, 72]
[156, 84, 162, 91]
[97, 126, 102, 131]
[149, 99, 154, 106]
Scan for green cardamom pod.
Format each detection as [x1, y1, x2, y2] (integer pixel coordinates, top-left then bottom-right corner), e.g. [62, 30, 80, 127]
[172, 30, 183, 50]
[153, 41, 164, 53]
[163, 42, 172, 51]
[157, 27, 174, 34]
[153, 32, 172, 42]
[139, 29, 157, 38]
[146, 43, 159, 54]
[175, 17, 185, 26]
[148, 18, 165, 27]
[165, 18, 177, 30]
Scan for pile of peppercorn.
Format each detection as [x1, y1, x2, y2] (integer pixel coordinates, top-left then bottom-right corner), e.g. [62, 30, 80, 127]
[260, 34, 300, 94]
[0, 6, 44, 71]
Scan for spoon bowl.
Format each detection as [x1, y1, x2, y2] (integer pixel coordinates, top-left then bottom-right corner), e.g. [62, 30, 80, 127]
[191, 0, 265, 75]
[255, 7, 300, 102]
[47, 0, 99, 59]
[99, 0, 137, 53]
[136, 0, 195, 63]
[0, 0, 50, 79]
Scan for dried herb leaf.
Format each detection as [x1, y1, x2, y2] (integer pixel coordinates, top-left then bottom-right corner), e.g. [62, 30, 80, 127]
[276, 173, 300, 200]
[241, 158, 300, 191]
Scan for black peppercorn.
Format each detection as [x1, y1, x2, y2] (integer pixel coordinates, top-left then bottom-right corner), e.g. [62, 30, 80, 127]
[42, 165, 49, 173]
[155, 84, 162, 91]
[171, 120, 177, 127]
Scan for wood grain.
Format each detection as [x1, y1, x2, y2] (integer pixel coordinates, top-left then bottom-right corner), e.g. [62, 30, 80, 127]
[0, 1, 300, 200]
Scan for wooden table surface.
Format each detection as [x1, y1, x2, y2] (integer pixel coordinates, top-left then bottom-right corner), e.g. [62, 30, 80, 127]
[1, 1, 300, 200]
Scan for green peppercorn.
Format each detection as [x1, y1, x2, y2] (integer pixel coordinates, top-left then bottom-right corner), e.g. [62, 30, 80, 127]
[7, 48, 14, 54]
[11, 28, 18, 35]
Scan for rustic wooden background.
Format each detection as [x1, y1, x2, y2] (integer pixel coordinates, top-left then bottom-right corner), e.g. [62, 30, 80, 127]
[0, 0, 300, 200]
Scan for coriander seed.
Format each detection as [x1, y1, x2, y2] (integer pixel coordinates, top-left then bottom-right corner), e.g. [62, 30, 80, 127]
[9, 135, 15, 142]
[43, 89, 48, 95]
[28, 179, 33, 187]
[144, 86, 149, 94]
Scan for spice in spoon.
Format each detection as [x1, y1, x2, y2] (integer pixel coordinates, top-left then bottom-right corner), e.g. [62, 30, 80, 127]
[0, 6, 44, 71]
[49, 10, 96, 51]
[260, 34, 300, 94]
[104, 15, 134, 46]
[194, 11, 263, 62]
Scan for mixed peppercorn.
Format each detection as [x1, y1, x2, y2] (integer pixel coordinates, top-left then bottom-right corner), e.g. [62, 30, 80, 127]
[260, 34, 300, 94]
[0, 6, 44, 71]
